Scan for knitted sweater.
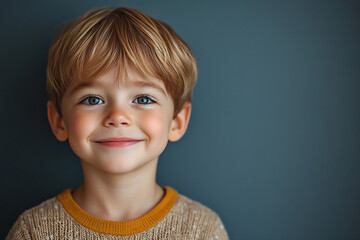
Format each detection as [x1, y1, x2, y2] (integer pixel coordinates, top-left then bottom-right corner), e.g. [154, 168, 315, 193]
[6, 187, 228, 239]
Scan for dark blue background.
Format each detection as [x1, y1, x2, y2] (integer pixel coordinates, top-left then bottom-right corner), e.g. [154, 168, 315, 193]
[1, 0, 359, 239]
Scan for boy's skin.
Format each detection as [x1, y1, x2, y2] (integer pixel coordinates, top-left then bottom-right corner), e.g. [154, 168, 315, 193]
[47, 65, 192, 221]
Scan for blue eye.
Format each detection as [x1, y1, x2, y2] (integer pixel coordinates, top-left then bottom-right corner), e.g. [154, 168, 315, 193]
[81, 96, 104, 105]
[133, 95, 155, 104]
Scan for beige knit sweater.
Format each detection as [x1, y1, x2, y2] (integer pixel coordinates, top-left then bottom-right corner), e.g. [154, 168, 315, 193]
[6, 187, 228, 239]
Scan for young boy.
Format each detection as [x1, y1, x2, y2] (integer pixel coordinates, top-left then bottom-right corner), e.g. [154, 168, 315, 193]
[7, 7, 228, 240]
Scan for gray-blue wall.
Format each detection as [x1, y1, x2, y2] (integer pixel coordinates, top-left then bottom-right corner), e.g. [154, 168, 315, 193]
[1, 1, 359, 239]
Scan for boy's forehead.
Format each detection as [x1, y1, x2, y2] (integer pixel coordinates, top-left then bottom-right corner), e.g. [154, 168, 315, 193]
[68, 67, 168, 96]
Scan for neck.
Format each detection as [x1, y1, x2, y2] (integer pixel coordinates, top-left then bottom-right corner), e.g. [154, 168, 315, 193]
[71, 159, 164, 221]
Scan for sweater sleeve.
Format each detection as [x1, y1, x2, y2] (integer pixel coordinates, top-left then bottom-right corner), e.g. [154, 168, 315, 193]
[6, 214, 32, 240]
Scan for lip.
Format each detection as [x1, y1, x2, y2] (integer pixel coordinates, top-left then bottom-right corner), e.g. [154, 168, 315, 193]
[94, 138, 142, 147]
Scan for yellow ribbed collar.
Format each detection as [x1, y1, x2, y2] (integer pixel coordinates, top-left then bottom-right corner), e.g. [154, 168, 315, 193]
[56, 186, 178, 236]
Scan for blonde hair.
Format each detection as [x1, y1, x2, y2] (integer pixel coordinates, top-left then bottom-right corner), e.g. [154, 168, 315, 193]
[46, 7, 197, 117]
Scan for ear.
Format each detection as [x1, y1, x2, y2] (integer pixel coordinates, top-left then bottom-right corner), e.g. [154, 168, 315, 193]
[47, 100, 68, 142]
[168, 102, 192, 142]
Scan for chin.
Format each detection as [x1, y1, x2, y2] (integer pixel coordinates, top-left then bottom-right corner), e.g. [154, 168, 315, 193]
[98, 159, 153, 175]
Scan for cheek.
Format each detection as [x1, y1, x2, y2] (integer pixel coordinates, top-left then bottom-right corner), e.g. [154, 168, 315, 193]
[65, 111, 96, 141]
[140, 111, 171, 140]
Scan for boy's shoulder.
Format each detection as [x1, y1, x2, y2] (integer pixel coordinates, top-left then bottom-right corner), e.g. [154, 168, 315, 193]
[164, 192, 228, 238]
[13, 196, 59, 222]
[175, 193, 223, 220]
[6, 196, 61, 240]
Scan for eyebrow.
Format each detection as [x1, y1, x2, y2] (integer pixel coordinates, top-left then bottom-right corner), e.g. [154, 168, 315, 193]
[70, 80, 167, 96]
[131, 80, 168, 96]
[70, 82, 100, 95]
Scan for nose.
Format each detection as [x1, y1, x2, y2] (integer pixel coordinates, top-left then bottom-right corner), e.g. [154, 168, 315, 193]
[103, 103, 132, 128]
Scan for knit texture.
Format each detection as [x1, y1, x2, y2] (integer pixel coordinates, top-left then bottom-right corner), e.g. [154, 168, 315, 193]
[6, 187, 228, 240]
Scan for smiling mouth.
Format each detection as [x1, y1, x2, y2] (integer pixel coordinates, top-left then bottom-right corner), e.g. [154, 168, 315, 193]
[94, 138, 142, 147]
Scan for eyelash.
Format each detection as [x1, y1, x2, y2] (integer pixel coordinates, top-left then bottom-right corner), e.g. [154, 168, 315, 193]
[79, 94, 157, 105]
[133, 95, 156, 105]
[80, 95, 104, 105]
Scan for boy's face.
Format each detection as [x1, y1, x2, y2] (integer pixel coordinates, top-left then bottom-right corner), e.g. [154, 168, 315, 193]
[48, 66, 191, 175]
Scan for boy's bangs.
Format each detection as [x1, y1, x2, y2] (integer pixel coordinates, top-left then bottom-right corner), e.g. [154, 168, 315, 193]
[74, 13, 171, 92]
